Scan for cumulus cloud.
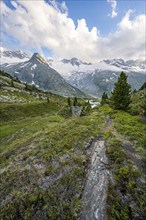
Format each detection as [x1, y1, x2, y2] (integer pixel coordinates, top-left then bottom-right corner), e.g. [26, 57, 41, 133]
[1, 0, 145, 62]
[49, 0, 68, 15]
[107, 0, 117, 18]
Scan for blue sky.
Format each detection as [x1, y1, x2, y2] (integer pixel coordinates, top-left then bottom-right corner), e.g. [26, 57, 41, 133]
[65, 0, 145, 35]
[1, 0, 146, 61]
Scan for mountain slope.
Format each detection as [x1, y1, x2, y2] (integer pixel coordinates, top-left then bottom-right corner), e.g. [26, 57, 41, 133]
[1, 49, 145, 98]
[0, 53, 86, 97]
[0, 69, 50, 104]
[47, 57, 146, 97]
[66, 70, 145, 97]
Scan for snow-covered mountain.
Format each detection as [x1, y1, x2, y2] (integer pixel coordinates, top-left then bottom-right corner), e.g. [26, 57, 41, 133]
[48, 57, 145, 79]
[0, 53, 86, 97]
[0, 49, 30, 64]
[66, 70, 145, 97]
[103, 59, 146, 73]
[1, 49, 145, 97]
[47, 57, 145, 97]
[62, 57, 92, 67]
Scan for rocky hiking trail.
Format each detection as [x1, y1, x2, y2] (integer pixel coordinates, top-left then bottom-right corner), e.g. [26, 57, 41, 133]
[79, 140, 108, 220]
[79, 117, 112, 220]
[79, 115, 146, 220]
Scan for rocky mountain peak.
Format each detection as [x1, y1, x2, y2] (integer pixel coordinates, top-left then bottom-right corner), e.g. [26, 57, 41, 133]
[30, 53, 48, 65]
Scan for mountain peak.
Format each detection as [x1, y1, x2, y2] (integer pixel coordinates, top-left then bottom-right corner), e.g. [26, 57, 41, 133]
[62, 57, 92, 67]
[30, 53, 48, 64]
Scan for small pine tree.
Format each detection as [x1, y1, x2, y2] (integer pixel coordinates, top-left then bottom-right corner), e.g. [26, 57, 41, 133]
[111, 72, 131, 110]
[80, 101, 91, 116]
[80, 104, 86, 116]
[10, 80, 14, 87]
[67, 97, 71, 106]
[86, 100, 91, 112]
[25, 83, 28, 90]
[73, 97, 77, 106]
[101, 92, 108, 105]
[47, 97, 50, 103]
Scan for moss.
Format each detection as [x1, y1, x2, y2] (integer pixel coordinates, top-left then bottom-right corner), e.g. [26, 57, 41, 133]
[115, 166, 130, 181]
[1, 98, 145, 219]
[0, 95, 106, 219]
[107, 184, 132, 220]
[105, 112, 146, 219]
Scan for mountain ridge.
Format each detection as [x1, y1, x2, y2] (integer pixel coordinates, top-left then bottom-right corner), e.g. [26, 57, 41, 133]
[1, 49, 145, 97]
[0, 53, 86, 97]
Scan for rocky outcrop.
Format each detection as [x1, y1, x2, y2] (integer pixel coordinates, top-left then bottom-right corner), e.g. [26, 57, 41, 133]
[79, 140, 109, 220]
[71, 106, 82, 116]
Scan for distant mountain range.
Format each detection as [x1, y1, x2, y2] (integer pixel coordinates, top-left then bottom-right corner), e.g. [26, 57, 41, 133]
[0, 52, 86, 97]
[0, 49, 145, 97]
[66, 70, 145, 97]
[103, 59, 146, 72]
[0, 49, 30, 64]
[47, 56, 146, 97]
[62, 57, 92, 67]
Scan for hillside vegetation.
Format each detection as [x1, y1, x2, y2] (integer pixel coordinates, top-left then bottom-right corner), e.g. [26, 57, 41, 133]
[0, 71, 146, 219]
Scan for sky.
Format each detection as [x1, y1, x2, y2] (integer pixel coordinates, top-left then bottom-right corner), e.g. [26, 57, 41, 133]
[1, 0, 146, 62]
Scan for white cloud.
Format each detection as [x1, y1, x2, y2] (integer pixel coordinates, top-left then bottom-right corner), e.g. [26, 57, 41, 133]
[1, 1, 145, 62]
[0, 46, 6, 52]
[107, 0, 117, 18]
[49, 0, 68, 15]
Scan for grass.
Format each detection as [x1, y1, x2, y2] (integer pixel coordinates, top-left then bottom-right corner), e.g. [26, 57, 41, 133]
[0, 83, 146, 219]
[0, 95, 106, 219]
[0, 101, 59, 122]
[129, 89, 146, 115]
[112, 110, 146, 154]
[104, 107, 146, 220]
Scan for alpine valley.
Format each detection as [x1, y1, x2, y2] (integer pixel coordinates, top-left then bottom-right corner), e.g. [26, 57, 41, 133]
[1, 0, 146, 219]
[0, 49, 145, 97]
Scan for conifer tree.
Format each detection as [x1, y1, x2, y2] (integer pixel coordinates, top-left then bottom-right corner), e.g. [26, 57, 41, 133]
[86, 100, 91, 112]
[10, 79, 14, 87]
[101, 92, 108, 105]
[67, 97, 71, 106]
[47, 97, 50, 103]
[73, 97, 77, 106]
[111, 72, 131, 110]
[80, 101, 91, 116]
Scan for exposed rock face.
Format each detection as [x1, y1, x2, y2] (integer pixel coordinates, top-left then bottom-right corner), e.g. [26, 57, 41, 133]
[79, 140, 109, 220]
[0, 53, 86, 97]
[71, 106, 82, 116]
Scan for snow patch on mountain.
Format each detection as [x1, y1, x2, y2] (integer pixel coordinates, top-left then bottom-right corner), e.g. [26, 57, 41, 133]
[48, 57, 145, 81]
[20, 62, 30, 68]
[1, 52, 86, 97]
[103, 59, 146, 73]
[31, 64, 37, 70]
